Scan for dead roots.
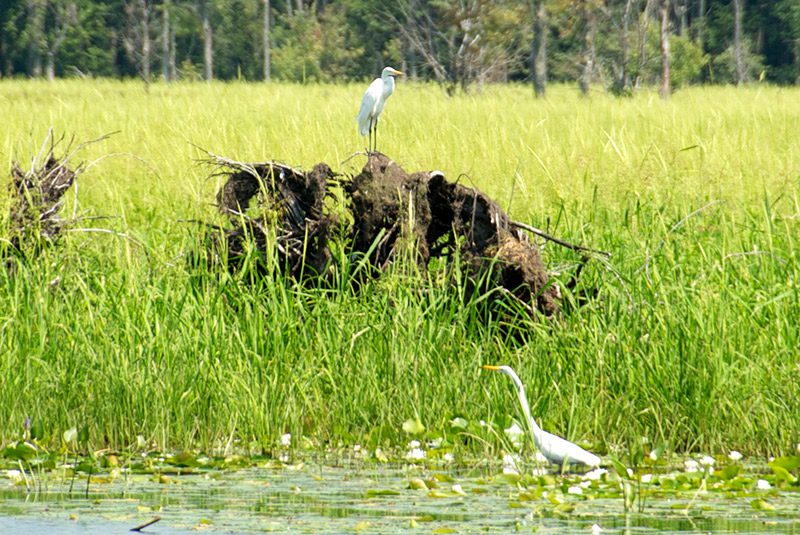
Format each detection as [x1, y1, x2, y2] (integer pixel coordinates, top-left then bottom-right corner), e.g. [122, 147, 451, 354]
[207, 152, 591, 317]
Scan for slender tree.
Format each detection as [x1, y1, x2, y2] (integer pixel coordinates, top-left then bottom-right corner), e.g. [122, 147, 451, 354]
[579, 1, 599, 96]
[162, 0, 171, 81]
[531, 0, 547, 97]
[141, 0, 151, 82]
[262, 0, 270, 81]
[659, 0, 670, 98]
[26, 0, 45, 77]
[44, 1, 77, 80]
[695, 0, 706, 50]
[198, 0, 212, 80]
[733, 0, 745, 84]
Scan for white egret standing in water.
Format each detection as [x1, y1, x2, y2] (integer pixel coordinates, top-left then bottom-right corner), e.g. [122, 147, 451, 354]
[357, 66, 403, 152]
[482, 365, 601, 467]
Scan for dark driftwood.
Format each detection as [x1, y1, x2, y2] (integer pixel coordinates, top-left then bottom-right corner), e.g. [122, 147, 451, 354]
[207, 152, 597, 317]
[5, 153, 80, 262]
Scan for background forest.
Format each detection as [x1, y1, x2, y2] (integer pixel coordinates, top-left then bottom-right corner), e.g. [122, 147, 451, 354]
[1, 0, 799, 94]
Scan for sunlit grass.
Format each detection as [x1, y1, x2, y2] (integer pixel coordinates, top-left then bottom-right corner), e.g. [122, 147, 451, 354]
[0, 79, 798, 457]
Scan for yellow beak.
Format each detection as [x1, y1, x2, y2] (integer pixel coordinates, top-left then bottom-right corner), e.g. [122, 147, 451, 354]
[482, 365, 500, 371]
[391, 69, 404, 77]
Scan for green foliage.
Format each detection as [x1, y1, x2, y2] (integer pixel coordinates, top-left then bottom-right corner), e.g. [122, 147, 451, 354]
[0, 81, 799, 457]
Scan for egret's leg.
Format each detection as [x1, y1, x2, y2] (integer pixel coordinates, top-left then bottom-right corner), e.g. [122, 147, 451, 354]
[374, 123, 378, 153]
[369, 122, 374, 153]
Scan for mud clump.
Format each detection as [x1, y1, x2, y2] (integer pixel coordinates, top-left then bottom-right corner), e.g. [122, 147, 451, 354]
[4, 153, 80, 260]
[209, 152, 574, 317]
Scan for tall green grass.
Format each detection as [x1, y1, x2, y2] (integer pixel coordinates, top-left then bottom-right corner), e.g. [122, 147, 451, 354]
[0, 80, 798, 456]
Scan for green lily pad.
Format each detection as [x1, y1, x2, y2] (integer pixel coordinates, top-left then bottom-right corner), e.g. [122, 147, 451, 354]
[365, 489, 401, 497]
[402, 418, 425, 435]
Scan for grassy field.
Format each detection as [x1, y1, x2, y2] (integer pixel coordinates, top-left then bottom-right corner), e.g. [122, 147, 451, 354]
[0, 79, 798, 459]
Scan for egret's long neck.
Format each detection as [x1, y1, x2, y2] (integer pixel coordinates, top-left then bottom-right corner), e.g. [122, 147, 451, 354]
[382, 75, 395, 97]
[516, 384, 545, 447]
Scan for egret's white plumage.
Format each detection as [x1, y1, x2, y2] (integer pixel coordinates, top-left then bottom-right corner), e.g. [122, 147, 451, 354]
[483, 365, 601, 467]
[357, 66, 403, 151]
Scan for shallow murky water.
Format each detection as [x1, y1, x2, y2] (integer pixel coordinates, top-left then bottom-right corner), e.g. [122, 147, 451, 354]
[1, 461, 799, 533]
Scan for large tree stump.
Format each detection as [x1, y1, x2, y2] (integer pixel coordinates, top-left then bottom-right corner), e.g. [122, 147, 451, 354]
[210, 152, 561, 317]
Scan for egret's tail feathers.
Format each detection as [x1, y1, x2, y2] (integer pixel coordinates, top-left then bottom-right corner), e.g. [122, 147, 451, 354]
[358, 123, 370, 137]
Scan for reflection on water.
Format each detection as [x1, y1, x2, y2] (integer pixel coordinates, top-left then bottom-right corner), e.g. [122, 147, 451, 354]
[0, 463, 798, 534]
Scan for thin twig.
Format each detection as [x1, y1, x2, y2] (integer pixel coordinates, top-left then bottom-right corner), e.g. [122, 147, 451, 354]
[130, 516, 161, 532]
[511, 220, 611, 257]
[66, 227, 144, 247]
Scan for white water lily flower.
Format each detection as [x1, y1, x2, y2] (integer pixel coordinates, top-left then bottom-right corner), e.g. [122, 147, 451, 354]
[579, 480, 592, 488]
[728, 450, 743, 461]
[684, 459, 699, 473]
[640, 473, 653, 483]
[443, 453, 454, 463]
[756, 479, 771, 490]
[648, 450, 658, 461]
[429, 437, 443, 449]
[502, 453, 520, 475]
[452, 484, 467, 496]
[353, 444, 361, 452]
[479, 420, 487, 427]
[406, 447, 426, 461]
[408, 440, 421, 449]
[280, 433, 292, 447]
[567, 486, 583, 495]
[700, 455, 715, 467]
[504, 422, 525, 449]
[591, 523, 602, 535]
[5, 470, 22, 483]
[582, 468, 608, 481]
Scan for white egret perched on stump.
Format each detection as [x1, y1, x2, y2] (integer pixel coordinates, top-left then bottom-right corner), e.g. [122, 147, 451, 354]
[357, 66, 403, 153]
[482, 365, 601, 467]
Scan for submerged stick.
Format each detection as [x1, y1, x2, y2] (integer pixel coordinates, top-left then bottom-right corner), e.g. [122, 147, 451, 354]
[130, 516, 161, 532]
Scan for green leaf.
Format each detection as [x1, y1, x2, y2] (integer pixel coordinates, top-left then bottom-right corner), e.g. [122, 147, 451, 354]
[365, 489, 401, 497]
[750, 499, 775, 511]
[63, 428, 78, 444]
[770, 456, 800, 474]
[2, 441, 37, 461]
[402, 418, 425, 435]
[409, 477, 428, 490]
[449, 417, 468, 430]
[768, 463, 796, 485]
[608, 454, 628, 479]
[29, 421, 44, 440]
[718, 464, 740, 481]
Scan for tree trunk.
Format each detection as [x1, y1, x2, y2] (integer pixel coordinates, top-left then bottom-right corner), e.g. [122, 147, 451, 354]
[733, 0, 745, 85]
[162, 0, 171, 81]
[45, 51, 55, 81]
[140, 0, 151, 82]
[27, 0, 44, 77]
[696, 0, 706, 49]
[169, 25, 176, 79]
[579, 4, 597, 96]
[262, 0, 270, 81]
[636, 0, 654, 89]
[676, 0, 688, 37]
[613, 0, 634, 95]
[200, 0, 213, 80]
[660, 0, 670, 99]
[531, 0, 547, 97]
